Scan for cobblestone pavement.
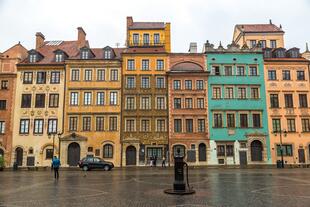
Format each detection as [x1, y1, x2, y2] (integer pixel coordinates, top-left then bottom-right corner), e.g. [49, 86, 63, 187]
[0, 167, 310, 207]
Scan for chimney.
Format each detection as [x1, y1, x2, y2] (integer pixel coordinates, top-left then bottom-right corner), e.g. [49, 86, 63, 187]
[77, 27, 86, 48]
[188, 42, 197, 53]
[269, 19, 272, 24]
[127, 16, 133, 28]
[35, 32, 45, 49]
[126, 16, 133, 46]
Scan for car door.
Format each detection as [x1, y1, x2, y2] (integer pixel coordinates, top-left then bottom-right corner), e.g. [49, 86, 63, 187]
[93, 157, 102, 169]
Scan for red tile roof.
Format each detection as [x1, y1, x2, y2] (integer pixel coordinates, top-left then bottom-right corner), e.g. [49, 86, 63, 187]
[129, 22, 165, 30]
[236, 24, 284, 33]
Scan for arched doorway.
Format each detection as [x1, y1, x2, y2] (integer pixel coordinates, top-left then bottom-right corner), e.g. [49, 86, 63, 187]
[0, 148, 4, 157]
[67, 142, 80, 166]
[198, 143, 207, 161]
[15, 147, 23, 166]
[126, 146, 136, 166]
[251, 140, 263, 161]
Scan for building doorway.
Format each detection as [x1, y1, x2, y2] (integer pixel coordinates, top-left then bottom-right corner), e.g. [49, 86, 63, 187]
[198, 143, 207, 161]
[0, 148, 4, 157]
[251, 140, 263, 161]
[15, 147, 23, 166]
[298, 149, 305, 163]
[67, 142, 80, 166]
[239, 151, 247, 166]
[126, 146, 136, 166]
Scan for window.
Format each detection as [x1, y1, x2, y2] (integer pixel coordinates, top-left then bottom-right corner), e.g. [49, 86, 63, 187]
[301, 119, 310, 132]
[50, 71, 60, 84]
[55, 53, 63, 62]
[224, 66, 233, 76]
[185, 98, 193, 109]
[47, 119, 57, 134]
[259, 40, 266, 48]
[49, 94, 59, 108]
[148, 147, 163, 159]
[282, 70, 291, 80]
[71, 69, 80, 81]
[270, 94, 279, 108]
[252, 114, 261, 128]
[217, 145, 225, 156]
[0, 121, 5, 134]
[127, 59, 135, 70]
[276, 145, 292, 156]
[270, 40, 277, 48]
[156, 97, 165, 110]
[212, 66, 220, 76]
[83, 117, 91, 131]
[141, 97, 151, 110]
[226, 145, 234, 156]
[174, 119, 182, 132]
[97, 69, 105, 81]
[34, 119, 44, 134]
[29, 54, 37, 63]
[103, 144, 113, 158]
[227, 113, 235, 128]
[186, 119, 193, 132]
[250, 40, 256, 48]
[196, 80, 204, 90]
[173, 145, 185, 157]
[141, 77, 150, 88]
[299, 94, 308, 108]
[156, 60, 164, 70]
[154, 33, 160, 44]
[81, 50, 89, 59]
[272, 119, 281, 132]
[23, 72, 33, 84]
[268, 70, 277, 80]
[249, 66, 258, 76]
[36, 72, 46, 84]
[197, 119, 205, 132]
[185, 80, 192, 90]
[156, 119, 166, 132]
[126, 119, 135, 132]
[126, 97, 135, 110]
[143, 33, 150, 45]
[88, 147, 93, 153]
[84, 92, 92, 105]
[251, 88, 259, 99]
[69, 117, 78, 131]
[1, 80, 8, 89]
[225, 87, 234, 99]
[126, 76, 136, 88]
[240, 114, 248, 128]
[214, 113, 222, 128]
[133, 34, 139, 45]
[287, 119, 296, 132]
[173, 80, 181, 90]
[297, 71, 305, 80]
[156, 77, 165, 89]
[110, 92, 117, 105]
[284, 94, 293, 108]
[35, 94, 45, 108]
[21, 94, 31, 108]
[110, 69, 118, 81]
[96, 92, 105, 105]
[238, 87, 246, 99]
[20, 119, 30, 134]
[95, 149, 100, 156]
[174, 98, 181, 109]
[84, 69, 92, 81]
[104, 50, 112, 59]
[70, 92, 79, 106]
[109, 117, 117, 131]
[236, 66, 245, 76]
[197, 98, 204, 109]
[141, 119, 150, 132]
[96, 117, 104, 131]
[212, 87, 221, 99]
[46, 149, 53, 159]
[141, 59, 149, 70]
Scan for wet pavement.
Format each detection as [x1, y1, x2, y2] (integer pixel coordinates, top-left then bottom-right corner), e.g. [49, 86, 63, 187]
[0, 167, 310, 207]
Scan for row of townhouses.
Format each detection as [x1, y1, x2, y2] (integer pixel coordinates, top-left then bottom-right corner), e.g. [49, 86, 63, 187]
[1, 17, 310, 167]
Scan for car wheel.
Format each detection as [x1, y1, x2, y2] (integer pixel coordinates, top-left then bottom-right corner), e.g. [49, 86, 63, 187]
[103, 165, 110, 171]
[82, 165, 89, 171]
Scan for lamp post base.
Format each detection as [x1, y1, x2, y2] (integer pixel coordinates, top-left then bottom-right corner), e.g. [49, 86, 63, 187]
[164, 189, 195, 195]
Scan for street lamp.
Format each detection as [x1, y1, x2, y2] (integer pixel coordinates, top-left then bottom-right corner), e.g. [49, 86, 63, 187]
[273, 129, 287, 168]
[48, 132, 62, 158]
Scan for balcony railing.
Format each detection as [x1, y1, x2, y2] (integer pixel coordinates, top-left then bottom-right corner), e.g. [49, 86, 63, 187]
[128, 40, 165, 47]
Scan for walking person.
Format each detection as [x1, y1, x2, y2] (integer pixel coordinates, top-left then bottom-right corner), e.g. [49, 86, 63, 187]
[150, 156, 154, 167]
[52, 156, 61, 179]
[162, 156, 166, 168]
[154, 156, 157, 167]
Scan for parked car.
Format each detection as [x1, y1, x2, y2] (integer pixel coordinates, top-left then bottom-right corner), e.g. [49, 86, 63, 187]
[78, 157, 114, 171]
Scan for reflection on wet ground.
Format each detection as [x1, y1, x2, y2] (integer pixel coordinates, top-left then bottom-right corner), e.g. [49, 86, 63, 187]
[0, 168, 310, 207]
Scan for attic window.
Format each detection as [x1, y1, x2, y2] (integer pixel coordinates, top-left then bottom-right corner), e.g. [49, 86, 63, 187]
[29, 54, 37, 63]
[55, 53, 63, 62]
[81, 50, 89, 59]
[104, 50, 111, 59]
[290, 50, 299, 58]
[276, 50, 285, 58]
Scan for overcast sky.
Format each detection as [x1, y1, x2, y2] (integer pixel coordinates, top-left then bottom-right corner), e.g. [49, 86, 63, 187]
[0, 0, 309, 52]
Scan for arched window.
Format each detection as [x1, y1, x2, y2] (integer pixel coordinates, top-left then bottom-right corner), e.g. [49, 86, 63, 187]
[103, 144, 113, 158]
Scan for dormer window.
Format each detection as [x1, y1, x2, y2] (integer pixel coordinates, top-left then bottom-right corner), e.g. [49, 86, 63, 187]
[275, 49, 286, 58]
[29, 54, 37, 63]
[104, 50, 112, 59]
[55, 53, 63, 62]
[81, 50, 89, 59]
[290, 50, 299, 58]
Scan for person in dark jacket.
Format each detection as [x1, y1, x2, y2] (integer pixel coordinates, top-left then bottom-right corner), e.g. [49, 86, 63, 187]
[52, 156, 61, 179]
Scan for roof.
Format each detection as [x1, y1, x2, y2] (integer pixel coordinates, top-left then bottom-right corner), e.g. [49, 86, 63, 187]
[236, 24, 284, 33]
[122, 47, 166, 54]
[170, 61, 205, 72]
[69, 47, 125, 60]
[129, 22, 165, 30]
